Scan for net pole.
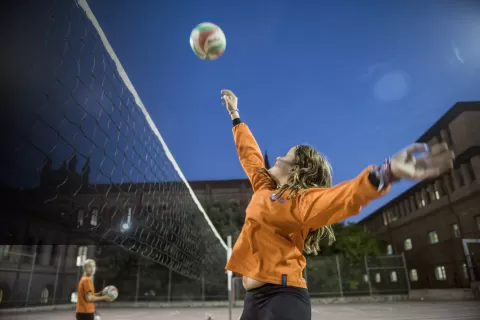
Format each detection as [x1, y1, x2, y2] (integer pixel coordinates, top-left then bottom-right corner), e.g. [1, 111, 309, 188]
[364, 255, 373, 296]
[401, 252, 411, 294]
[227, 235, 233, 320]
[25, 251, 37, 307]
[335, 255, 343, 297]
[52, 257, 61, 305]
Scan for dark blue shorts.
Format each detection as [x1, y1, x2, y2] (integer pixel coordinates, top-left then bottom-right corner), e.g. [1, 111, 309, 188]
[240, 283, 311, 320]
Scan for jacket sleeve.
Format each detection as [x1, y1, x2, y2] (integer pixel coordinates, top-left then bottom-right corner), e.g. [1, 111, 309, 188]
[232, 120, 271, 192]
[297, 166, 390, 230]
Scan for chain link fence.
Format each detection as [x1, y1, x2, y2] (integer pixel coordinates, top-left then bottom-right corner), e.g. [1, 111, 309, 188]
[0, 245, 227, 309]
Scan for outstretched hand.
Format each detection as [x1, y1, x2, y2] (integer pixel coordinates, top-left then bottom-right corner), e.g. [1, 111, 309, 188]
[221, 89, 238, 112]
[390, 142, 454, 181]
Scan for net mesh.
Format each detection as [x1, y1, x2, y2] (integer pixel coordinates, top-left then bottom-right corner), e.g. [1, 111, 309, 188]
[1, 0, 226, 286]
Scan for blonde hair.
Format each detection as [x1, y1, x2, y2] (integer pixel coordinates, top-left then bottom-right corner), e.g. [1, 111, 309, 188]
[260, 145, 335, 255]
[82, 259, 96, 273]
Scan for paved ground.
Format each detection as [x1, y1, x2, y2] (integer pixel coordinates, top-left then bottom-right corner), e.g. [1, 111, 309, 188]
[2, 301, 480, 320]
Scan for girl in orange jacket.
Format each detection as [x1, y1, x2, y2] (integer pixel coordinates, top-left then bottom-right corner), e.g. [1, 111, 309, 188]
[221, 89, 454, 320]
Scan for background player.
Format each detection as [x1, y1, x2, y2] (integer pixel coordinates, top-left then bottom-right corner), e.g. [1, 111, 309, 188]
[76, 259, 112, 320]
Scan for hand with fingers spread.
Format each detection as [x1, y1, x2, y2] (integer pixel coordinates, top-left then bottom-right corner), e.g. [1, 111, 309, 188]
[390, 142, 455, 181]
[221, 89, 239, 120]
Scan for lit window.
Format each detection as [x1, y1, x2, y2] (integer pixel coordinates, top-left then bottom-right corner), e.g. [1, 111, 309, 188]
[382, 212, 388, 226]
[435, 265, 447, 281]
[375, 273, 381, 283]
[78, 209, 84, 227]
[0, 245, 11, 259]
[363, 274, 369, 283]
[386, 244, 393, 255]
[452, 224, 461, 238]
[428, 231, 439, 244]
[390, 271, 398, 283]
[410, 269, 418, 282]
[76, 246, 88, 267]
[127, 207, 132, 224]
[404, 238, 412, 251]
[90, 209, 98, 226]
[462, 263, 469, 279]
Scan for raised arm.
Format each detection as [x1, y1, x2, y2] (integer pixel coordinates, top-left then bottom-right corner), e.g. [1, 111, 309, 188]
[299, 142, 455, 230]
[222, 89, 271, 192]
[232, 120, 271, 191]
[298, 166, 389, 230]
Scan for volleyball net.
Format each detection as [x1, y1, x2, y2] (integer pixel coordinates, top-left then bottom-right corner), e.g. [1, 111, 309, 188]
[0, 0, 229, 305]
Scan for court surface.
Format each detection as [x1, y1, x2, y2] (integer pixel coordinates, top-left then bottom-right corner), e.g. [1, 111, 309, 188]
[2, 301, 480, 320]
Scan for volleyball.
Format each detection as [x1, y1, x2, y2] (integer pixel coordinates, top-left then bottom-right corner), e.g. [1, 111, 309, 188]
[189, 22, 226, 60]
[102, 285, 118, 300]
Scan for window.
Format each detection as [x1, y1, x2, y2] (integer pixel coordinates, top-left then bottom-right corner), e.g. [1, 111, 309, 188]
[76, 246, 88, 267]
[434, 185, 440, 200]
[452, 224, 461, 238]
[0, 245, 11, 260]
[404, 238, 412, 251]
[40, 287, 49, 304]
[363, 274, 369, 283]
[410, 269, 418, 282]
[77, 209, 84, 227]
[462, 263, 469, 280]
[382, 212, 388, 226]
[435, 265, 447, 281]
[386, 244, 393, 255]
[122, 207, 133, 231]
[90, 209, 98, 226]
[428, 231, 439, 244]
[390, 271, 398, 283]
[375, 273, 381, 283]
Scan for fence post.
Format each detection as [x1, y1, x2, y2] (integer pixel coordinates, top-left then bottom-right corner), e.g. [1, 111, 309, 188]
[52, 257, 61, 305]
[25, 251, 37, 307]
[401, 252, 411, 294]
[227, 235, 233, 320]
[167, 267, 172, 303]
[135, 260, 141, 304]
[364, 255, 373, 296]
[335, 255, 343, 297]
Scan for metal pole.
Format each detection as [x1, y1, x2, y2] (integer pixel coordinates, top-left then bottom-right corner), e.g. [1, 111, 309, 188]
[52, 257, 61, 305]
[227, 235, 233, 320]
[364, 255, 373, 296]
[335, 255, 343, 297]
[167, 267, 172, 303]
[201, 274, 205, 301]
[135, 260, 141, 304]
[25, 251, 37, 307]
[401, 252, 411, 294]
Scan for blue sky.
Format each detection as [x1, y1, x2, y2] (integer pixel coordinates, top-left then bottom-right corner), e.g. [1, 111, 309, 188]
[85, 0, 480, 221]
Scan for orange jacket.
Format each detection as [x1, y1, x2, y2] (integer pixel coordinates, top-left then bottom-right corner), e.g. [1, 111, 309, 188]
[225, 121, 389, 288]
[76, 276, 95, 313]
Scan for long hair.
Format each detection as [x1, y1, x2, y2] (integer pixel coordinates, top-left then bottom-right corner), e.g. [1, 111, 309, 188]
[259, 145, 335, 255]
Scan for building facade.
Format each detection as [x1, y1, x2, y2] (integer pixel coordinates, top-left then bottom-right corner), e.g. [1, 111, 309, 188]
[0, 154, 255, 307]
[360, 101, 480, 290]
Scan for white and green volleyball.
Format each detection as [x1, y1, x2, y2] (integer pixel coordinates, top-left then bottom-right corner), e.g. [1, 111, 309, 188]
[189, 22, 226, 60]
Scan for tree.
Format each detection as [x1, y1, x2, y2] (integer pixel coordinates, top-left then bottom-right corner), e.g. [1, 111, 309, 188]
[205, 201, 243, 243]
[328, 223, 385, 262]
[307, 222, 386, 293]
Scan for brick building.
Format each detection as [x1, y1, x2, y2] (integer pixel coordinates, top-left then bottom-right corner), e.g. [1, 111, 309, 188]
[359, 101, 480, 290]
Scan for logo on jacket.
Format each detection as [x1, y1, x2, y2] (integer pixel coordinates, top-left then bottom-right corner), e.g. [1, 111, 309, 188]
[270, 193, 285, 204]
